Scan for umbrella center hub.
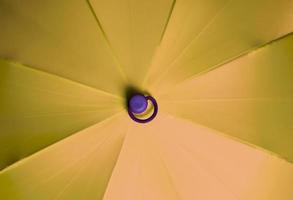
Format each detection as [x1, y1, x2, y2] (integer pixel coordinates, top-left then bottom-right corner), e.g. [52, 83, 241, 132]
[129, 94, 148, 114]
[127, 94, 158, 123]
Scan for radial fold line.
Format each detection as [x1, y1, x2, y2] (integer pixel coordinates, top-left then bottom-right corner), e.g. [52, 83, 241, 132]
[89, 0, 176, 87]
[147, 113, 293, 200]
[0, 59, 124, 170]
[0, 113, 130, 200]
[86, 0, 128, 83]
[174, 109, 293, 161]
[159, 0, 177, 43]
[160, 98, 293, 163]
[1, 57, 122, 99]
[161, 32, 293, 95]
[160, 97, 293, 103]
[142, 0, 177, 87]
[157, 33, 293, 162]
[0, 0, 127, 96]
[147, 0, 293, 94]
[103, 123, 181, 200]
[151, 0, 233, 88]
[0, 112, 124, 172]
[152, 114, 239, 199]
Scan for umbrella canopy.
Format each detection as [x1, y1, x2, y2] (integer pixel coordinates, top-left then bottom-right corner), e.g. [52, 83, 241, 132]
[0, 0, 293, 199]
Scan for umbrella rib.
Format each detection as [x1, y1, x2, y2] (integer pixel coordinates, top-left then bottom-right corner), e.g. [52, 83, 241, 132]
[159, 0, 177, 43]
[146, 128, 182, 200]
[160, 140, 239, 199]
[0, 57, 123, 99]
[162, 110, 292, 163]
[101, 122, 131, 200]
[0, 112, 124, 174]
[0, 115, 100, 167]
[36, 117, 121, 186]
[85, 0, 129, 83]
[159, 97, 293, 103]
[29, 121, 120, 198]
[142, 0, 177, 87]
[155, 147, 182, 200]
[180, 145, 240, 200]
[0, 111, 124, 173]
[51, 119, 124, 200]
[159, 32, 293, 96]
[0, 108, 121, 120]
[151, 0, 233, 88]
[5, 78, 120, 103]
[53, 157, 88, 200]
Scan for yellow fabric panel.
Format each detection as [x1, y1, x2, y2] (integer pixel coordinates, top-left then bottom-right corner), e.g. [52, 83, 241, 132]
[0, 114, 129, 200]
[0, 0, 126, 95]
[146, 0, 293, 92]
[90, 0, 175, 87]
[104, 122, 180, 200]
[105, 114, 293, 200]
[0, 59, 123, 170]
[159, 34, 293, 162]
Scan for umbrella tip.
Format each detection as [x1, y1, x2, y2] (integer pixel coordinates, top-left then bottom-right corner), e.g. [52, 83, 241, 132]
[128, 93, 158, 123]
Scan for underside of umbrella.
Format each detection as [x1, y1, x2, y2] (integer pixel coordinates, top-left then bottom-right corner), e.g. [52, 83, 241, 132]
[0, 0, 292, 199]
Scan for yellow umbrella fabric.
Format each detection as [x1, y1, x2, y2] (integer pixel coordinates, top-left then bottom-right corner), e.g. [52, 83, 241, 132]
[0, 0, 293, 199]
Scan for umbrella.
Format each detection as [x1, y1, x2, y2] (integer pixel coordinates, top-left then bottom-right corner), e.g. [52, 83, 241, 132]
[0, 0, 292, 199]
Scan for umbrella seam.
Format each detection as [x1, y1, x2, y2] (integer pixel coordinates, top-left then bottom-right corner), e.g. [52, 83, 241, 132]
[28, 119, 122, 197]
[142, 0, 177, 88]
[158, 31, 293, 96]
[0, 57, 123, 99]
[151, 0, 233, 89]
[86, 0, 129, 83]
[160, 110, 293, 163]
[146, 127, 182, 200]
[101, 121, 131, 200]
[0, 112, 125, 173]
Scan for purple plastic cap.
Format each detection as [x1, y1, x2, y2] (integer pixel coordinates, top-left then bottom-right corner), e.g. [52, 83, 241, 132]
[128, 94, 158, 123]
[128, 94, 148, 114]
